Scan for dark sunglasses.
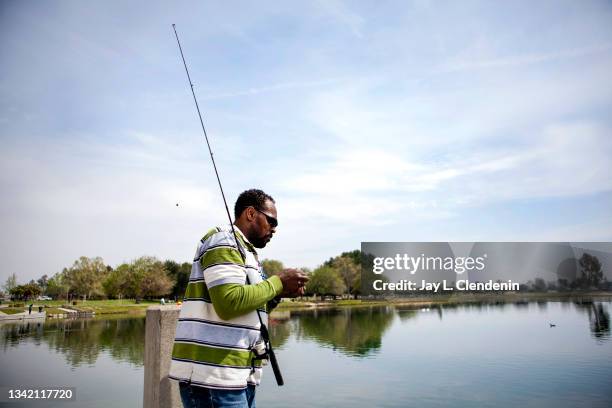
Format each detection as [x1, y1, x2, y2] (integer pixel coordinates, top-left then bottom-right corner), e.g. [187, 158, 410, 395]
[254, 207, 278, 228]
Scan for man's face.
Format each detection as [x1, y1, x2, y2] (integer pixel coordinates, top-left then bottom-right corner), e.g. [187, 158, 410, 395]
[248, 199, 277, 248]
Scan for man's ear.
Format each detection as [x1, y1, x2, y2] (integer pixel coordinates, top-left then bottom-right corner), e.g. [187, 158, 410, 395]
[245, 206, 256, 222]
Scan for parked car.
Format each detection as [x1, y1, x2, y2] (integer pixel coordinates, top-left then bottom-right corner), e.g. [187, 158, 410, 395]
[37, 296, 52, 301]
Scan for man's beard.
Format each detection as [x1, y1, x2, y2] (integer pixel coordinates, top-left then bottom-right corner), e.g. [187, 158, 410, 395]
[251, 234, 271, 249]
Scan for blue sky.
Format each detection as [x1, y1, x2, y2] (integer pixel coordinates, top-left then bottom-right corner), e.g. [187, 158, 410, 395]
[1, 0, 612, 283]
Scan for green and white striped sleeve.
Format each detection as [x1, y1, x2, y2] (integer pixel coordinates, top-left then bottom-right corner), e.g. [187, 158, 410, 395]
[209, 276, 283, 320]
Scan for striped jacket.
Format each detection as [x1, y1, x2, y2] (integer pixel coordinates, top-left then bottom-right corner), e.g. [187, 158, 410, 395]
[169, 225, 281, 389]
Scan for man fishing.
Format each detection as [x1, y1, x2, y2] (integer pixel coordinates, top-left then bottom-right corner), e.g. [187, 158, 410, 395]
[169, 189, 308, 408]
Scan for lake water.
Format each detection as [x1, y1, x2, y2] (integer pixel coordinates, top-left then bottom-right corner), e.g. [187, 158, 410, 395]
[1, 300, 611, 407]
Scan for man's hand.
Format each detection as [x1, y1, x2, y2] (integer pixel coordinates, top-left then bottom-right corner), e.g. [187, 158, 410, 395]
[277, 268, 309, 297]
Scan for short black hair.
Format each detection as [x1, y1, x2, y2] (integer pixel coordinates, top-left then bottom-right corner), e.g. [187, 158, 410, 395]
[234, 189, 275, 220]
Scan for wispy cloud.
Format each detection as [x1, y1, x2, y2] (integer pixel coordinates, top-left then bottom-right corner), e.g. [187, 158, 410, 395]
[314, 0, 365, 38]
[438, 43, 612, 73]
[200, 78, 347, 100]
[279, 121, 612, 224]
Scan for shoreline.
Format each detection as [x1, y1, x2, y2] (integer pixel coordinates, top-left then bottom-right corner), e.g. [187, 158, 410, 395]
[274, 291, 612, 311]
[2, 292, 610, 321]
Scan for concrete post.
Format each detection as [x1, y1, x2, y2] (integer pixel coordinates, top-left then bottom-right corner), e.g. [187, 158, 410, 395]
[144, 305, 182, 408]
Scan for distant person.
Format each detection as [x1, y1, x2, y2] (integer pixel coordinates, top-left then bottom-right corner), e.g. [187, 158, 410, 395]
[28, 304, 33, 314]
[161, 298, 166, 305]
[169, 189, 308, 408]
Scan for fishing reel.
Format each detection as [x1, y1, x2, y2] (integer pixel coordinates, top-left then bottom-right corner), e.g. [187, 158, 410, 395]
[251, 340, 270, 372]
[252, 340, 270, 362]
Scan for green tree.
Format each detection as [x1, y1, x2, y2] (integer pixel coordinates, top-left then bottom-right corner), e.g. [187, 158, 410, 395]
[164, 260, 191, 299]
[64, 256, 108, 300]
[261, 259, 284, 276]
[305, 266, 346, 299]
[534, 278, 547, 292]
[46, 273, 69, 299]
[333, 256, 360, 297]
[9, 285, 23, 299]
[102, 264, 131, 299]
[579, 253, 604, 288]
[324, 250, 361, 267]
[37, 274, 49, 294]
[124, 257, 172, 300]
[321, 251, 362, 296]
[9, 283, 41, 300]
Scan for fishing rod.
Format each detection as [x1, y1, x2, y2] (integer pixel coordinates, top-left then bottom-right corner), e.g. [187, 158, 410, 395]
[171, 24, 284, 386]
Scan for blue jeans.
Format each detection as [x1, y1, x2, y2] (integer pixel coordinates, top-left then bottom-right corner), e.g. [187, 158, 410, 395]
[179, 382, 256, 408]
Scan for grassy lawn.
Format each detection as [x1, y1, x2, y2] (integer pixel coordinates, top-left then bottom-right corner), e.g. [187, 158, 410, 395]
[10, 292, 610, 316]
[29, 299, 163, 315]
[0, 307, 25, 315]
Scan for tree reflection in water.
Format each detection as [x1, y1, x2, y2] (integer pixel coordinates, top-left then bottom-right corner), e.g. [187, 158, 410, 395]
[574, 301, 610, 341]
[268, 316, 292, 350]
[0, 316, 145, 367]
[1, 300, 608, 374]
[290, 306, 394, 357]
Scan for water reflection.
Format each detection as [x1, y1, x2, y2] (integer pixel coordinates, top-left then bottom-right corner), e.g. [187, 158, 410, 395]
[268, 316, 292, 349]
[394, 305, 419, 322]
[394, 299, 610, 342]
[0, 316, 145, 367]
[289, 306, 394, 357]
[268, 300, 612, 362]
[1, 299, 609, 372]
[574, 301, 610, 341]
